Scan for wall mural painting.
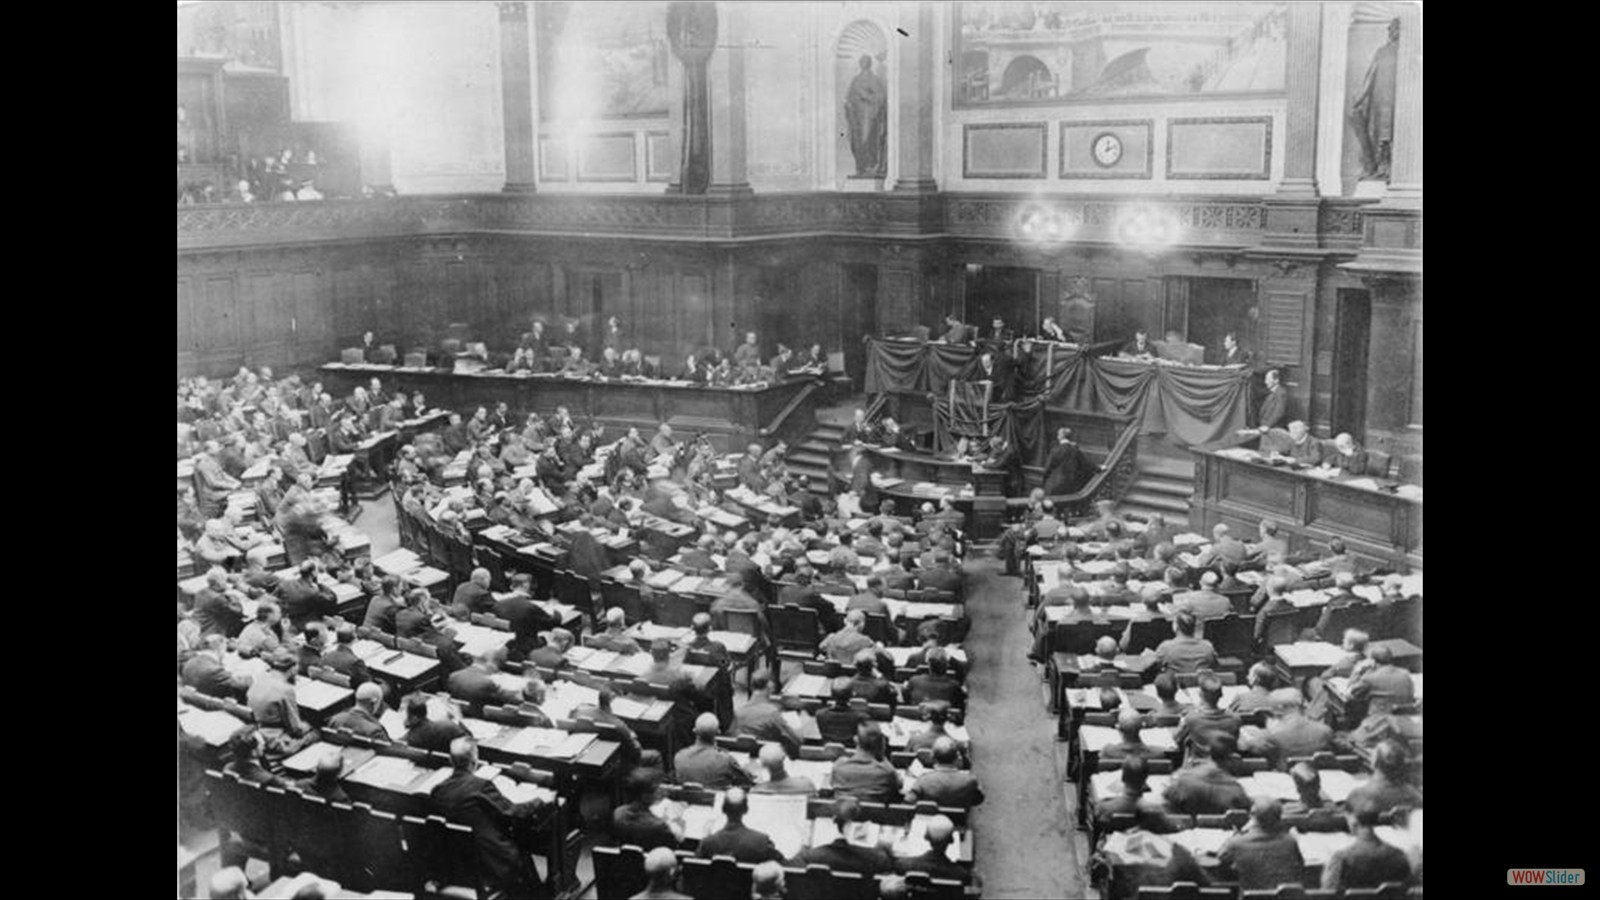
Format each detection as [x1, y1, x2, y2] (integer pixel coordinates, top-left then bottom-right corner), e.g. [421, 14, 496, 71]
[537, 1, 672, 121]
[954, 1, 1287, 107]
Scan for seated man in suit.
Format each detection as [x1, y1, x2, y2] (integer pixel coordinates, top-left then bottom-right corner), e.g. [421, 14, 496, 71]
[590, 607, 643, 655]
[1230, 663, 1299, 717]
[1328, 432, 1369, 475]
[446, 647, 522, 708]
[848, 648, 900, 709]
[1163, 733, 1251, 815]
[1036, 316, 1072, 344]
[820, 610, 876, 664]
[907, 737, 985, 807]
[905, 700, 970, 765]
[937, 314, 972, 345]
[895, 814, 974, 885]
[1313, 571, 1371, 640]
[613, 770, 681, 850]
[905, 649, 966, 708]
[1345, 739, 1423, 816]
[789, 796, 894, 875]
[1216, 332, 1252, 367]
[223, 728, 293, 789]
[1347, 644, 1417, 724]
[816, 676, 869, 746]
[751, 743, 818, 795]
[1281, 762, 1349, 832]
[1281, 420, 1323, 466]
[182, 634, 251, 699]
[1154, 612, 1218, 675]
[697, 787, 783, 863]
[1218, 798, 1306, 891]
[431, 737, 549, 899]
[1100, 708, 1164, 762]
[1191, 523, 1249, 571]
[1094, 756, 1176, 835]
[830, 724, 903, 803]
[328, 681, 390, 740]
[1174, 673, 1242, 763]
[452, 567, 495, 615]
[683, 613, 730, 668]
[777, 568, 842, 635]
[1249, 520, 1290, 566]
[1173, 571, 1232, 621]
[248, 649, 320, 758]
[1121, 330, 1157, 359]
[674, 713, 754, 791]
[319, 624, 372, 687]
[1321, 794, 1413, 891]
[733, 672, 804, 758]
[402, 693, 471, 752]
[1242, 697, 1333, 770]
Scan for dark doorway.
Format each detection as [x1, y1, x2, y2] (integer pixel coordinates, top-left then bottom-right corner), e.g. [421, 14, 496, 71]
[1332, 288, 1371, 438]
[963, 265, 1038, 334]
[1184, 277, 1258, 360]
[841, 264, 879, 387]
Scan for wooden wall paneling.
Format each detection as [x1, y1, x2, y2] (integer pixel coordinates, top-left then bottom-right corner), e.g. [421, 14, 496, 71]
[1262, 291, 1308, 368]
[202, 276, 239, 355]
[292, 270, 326, 366]
[178, 278, 196, 356]
[679, 269, 710, 358]
[1090, 277, 1119, 341]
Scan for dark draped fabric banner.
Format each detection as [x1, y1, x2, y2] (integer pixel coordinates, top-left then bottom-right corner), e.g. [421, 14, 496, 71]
[931, 396, 1051, 468]
[869, 338, 1250, 446]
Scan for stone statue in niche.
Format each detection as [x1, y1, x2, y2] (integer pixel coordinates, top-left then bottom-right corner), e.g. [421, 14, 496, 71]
[1350, 18, 1399, 181]
[844, 54, 887, 177]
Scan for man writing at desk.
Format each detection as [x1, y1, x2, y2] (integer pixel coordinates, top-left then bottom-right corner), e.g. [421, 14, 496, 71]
[938, 315, 973, 345]
[1036, 316, 1071, 344]
[1327, 432, 1368, 475]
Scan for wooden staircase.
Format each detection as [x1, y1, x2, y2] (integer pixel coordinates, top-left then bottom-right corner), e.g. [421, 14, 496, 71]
[1117, 455, 1195, 528]
[788, 419, 845, 489]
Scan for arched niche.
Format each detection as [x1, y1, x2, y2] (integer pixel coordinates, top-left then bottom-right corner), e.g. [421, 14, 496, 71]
[823, 17, 892, 189]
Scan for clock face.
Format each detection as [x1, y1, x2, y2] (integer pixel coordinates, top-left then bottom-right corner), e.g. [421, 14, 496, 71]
[1091, 132, 1123, 168]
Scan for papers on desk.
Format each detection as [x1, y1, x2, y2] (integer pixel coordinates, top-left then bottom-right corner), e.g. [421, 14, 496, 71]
[1395, 484, 1422, 500]
[1288, 589, 1331, 608]
[885, 816, 964, 862]
[1241, 771, 1299, 801]
[353, 755, 427, 791]
[490, 673, 528, 696]
[1275, 641, 1349, 668]
[1077, 560, 1119, 576]
[1091, 771, 1172, 803]
[744, 792, 811, 858]
[294, 679, 352, 712]
[610, 696, 652, 719]
[502, 727, 597, 760]
[646, 569, 685, 589]
[373, 549, 423, 575]
[541, 681, 597, 721]
[178, 707, 248, 746]
[462, 718, 501, 741]
[1294, 830, 1353, 867]
[1171, 828, 1233, 857]
[1316, 769, 1366, 803]
[1078, 725, 1177, 753]
[783, 673, 830, 698]
[1172, 533, 1209, 547]
[1175, 685, 1248, 708]
[883, 645, 967, 666]
[572, 648, 620, 673]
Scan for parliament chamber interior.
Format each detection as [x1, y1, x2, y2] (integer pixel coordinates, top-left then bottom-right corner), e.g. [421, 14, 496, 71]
[176, 2, 1423, 898]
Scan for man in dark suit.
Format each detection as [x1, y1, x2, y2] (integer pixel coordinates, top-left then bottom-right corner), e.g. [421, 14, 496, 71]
[447, 648, 521, 708]
[495, 578, 561, 656]
[1036, 316, 1071, 344]
[1174, 672, 1243, 759]
[683, 613, 730, 667]
[402, 694, 470, 752]
[328, 682, 390, 740]
[1121, 330, 1157, 358]
[1219, 798, 1306, 890]
[829, 725, 902, 803]
[1216, 333, 1252, 367]
[430, 737, 548, 899]
[321, 624, 372, 686]
[453, 568, 495, 615]
[275, 561, 337, 630]
[841, 407, 882, 447]
[1093, 756, 1176, 835]
[905, 650, 966, 708]
[789, 797, 893, 875]
[194, 570, 246, 638]
[847, 649, 899, 709]
[849, 449, 880, 512]
[907, 738, 985, 807]
[915, 551, 963, 597]
[976, 351, 1015, 403]
[1321, 795, 1413, 891]
[1041, 428, 1094, 497]
[733, 673, 804, 758]
[1254, 369, 1289, 432]
[1347, 645, 1416, 719]
[1163, 733, 1252, 815]
[980, 433, 1020, 495]
[778, 569, 842, 635]
[613, 770, 681, 850]
[816, 677, 869, 746]
[1328, 432, 1369, 475]
[1155, 612, 1219, 676]
[696, 788, 783, 863]
[983, 316, 1013, 350]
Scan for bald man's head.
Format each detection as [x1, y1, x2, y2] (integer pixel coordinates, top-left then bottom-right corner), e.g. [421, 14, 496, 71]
[316, 747, 343, 779]
[693, 712, 720, 741]
[932, 736, 959, 766]
[448, 736, 477, 770]
[924, 814, 955, 849]
[643, 847, 678, 887]
[758, 742, 789, 774]
[354, 681, 384, 711]
[691, 612, 712, 635]
[1116, 707, 1143, 739]
[751, 861, 785, 898]
[605, 607, 626, 629]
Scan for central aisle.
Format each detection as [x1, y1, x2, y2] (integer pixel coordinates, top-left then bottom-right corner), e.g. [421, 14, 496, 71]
[964, 557, 1085, 898]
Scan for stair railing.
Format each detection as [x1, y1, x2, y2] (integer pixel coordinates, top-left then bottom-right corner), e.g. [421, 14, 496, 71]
[1005, 418, 1141, 519]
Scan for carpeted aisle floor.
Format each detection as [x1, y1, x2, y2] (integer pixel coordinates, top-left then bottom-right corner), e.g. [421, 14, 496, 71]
[964, 556, 1086, 899]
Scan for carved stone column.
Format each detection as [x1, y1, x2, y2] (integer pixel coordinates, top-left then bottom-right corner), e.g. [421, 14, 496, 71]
[1315, 3, 1351, 196]
[706, 1, 751, 196]
[497, 1, 537, 192]
[1264, 3, 1323, 248]
[892, 1, 937, 193]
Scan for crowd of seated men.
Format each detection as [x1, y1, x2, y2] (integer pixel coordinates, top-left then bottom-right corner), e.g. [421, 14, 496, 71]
[182, 362, 994, 898]
[1006, 491, 1421, 894]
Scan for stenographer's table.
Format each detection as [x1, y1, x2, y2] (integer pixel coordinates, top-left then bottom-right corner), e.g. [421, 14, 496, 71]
[319, 363, 817, 452]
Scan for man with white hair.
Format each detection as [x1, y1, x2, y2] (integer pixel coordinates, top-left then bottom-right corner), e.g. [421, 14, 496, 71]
[750, 861, 786, 900]
[893, 813, 971, 883]
[1328, 432, 1368, 475]
[1192, 522, 1248, 570]
[1174, 570, 1232, 620]
[750, 743, 818, 795]
[590, 607, 642, 655]
[328, 681, 389, 740]
[1284, 420, 1323, 466]
[819, 610, 875, 664]
[632, 846, 691, 900]
[207, 867, 253, 900]
[453, 567, 495, 615]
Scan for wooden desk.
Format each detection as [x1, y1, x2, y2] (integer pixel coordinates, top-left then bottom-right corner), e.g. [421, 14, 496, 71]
[349, 639, 442, 693]
[858, 446, 1006, 539]
[1191, 447, 1421, 570]
[318, 364, 820, 454]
